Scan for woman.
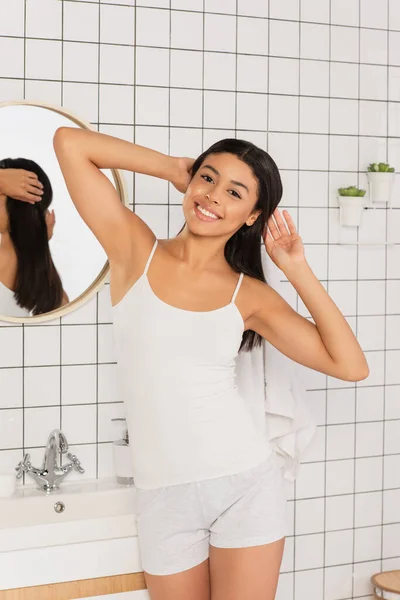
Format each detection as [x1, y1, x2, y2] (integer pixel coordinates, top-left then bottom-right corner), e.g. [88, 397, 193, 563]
[0, 159, 69, 317]
[53, 128, 369, 600]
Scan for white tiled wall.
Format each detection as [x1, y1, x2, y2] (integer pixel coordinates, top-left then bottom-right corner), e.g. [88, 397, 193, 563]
[1, 1, 399, 599]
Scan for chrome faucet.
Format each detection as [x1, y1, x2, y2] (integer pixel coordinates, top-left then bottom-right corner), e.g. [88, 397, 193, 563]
[15, 429, 85, 493]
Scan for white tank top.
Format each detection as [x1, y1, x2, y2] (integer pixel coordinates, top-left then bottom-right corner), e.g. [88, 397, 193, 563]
[0, 232, 30, 318]
[112, 239, 272, 489]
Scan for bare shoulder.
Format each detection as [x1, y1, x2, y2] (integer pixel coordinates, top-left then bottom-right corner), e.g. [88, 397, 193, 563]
[237, 273, 277, 323]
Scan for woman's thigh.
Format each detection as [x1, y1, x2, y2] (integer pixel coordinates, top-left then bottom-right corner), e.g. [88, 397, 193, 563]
[209, 538, 285, 600]
[144, 558, 211, 600]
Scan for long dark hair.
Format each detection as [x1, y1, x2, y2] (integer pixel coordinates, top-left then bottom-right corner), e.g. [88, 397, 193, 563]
[0, 158, 64, 315]
[179, 138, 283, 353]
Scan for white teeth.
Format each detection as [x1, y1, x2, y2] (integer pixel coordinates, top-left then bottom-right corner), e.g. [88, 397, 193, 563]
[197, 205, 219, 219]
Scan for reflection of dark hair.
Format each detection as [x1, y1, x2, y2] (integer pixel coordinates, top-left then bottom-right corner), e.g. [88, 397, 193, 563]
[180, 138, 283, 353]
[0, 157, 63, 315]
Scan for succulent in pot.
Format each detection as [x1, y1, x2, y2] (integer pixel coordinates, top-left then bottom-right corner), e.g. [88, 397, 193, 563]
[367, 162, 396, 204]
[337, 186, 367, 227]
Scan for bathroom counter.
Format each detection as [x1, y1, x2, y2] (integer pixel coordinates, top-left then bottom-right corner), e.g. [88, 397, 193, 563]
[0, 477, 144, 592]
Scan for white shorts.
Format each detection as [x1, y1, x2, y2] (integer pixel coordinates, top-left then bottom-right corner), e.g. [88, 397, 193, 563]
[133, 453, 288, 576]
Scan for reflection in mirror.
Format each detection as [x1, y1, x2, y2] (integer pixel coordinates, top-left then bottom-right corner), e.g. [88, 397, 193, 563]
[0, 102, 124, 322]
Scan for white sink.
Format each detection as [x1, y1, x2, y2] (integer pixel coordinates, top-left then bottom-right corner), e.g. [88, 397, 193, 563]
[0, 477, 137, 552]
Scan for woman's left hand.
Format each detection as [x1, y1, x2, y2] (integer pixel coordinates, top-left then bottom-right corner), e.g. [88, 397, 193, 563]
[263, 209, 306, 272]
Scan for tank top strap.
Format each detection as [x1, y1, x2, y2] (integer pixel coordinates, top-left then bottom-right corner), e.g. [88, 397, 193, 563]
[231, 272, 244, 304]
[144, 239, 158, 275]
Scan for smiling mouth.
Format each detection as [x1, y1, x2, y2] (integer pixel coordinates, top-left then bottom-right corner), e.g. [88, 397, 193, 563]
[194, 202, 222, 221]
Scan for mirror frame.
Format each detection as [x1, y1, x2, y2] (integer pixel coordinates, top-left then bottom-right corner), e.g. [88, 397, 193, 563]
[0, 100, 129, 324]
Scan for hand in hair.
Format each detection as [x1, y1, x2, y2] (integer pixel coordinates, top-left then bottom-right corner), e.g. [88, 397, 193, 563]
[172, 157, 195, 193]
[0, 168, 44, 204]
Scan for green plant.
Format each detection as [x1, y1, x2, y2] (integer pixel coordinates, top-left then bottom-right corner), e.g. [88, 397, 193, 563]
[367, 162, 395, 173]
[338, 186, 366, 197]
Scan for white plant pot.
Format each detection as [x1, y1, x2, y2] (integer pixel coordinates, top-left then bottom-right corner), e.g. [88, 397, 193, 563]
[367, 171, 395, 204]
[337, 195, 366, 227]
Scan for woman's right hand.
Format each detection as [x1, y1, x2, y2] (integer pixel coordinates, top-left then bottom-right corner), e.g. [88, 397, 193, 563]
[171, 157, 195, 194]
[0, 169, 44, 204]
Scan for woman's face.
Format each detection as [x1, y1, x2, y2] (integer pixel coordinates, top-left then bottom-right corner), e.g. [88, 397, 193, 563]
[182, 153, 261, 238]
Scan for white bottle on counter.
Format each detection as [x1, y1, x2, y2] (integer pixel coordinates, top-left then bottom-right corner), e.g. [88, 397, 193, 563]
[111, 418, 134, 485]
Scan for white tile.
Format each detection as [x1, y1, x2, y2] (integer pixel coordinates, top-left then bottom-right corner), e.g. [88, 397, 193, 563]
[330, 61, 359, 99]
[384, 454, 400, 489]
[0, 38, 24, 79]
[205, 13, 236, 52]
[237, 93, 268, 131]
[331, 26, 359, 63]
[279, 170, 299, 207]
[62, 405, 97, 445]
[358, 246, 387, 281]
[270, 0, 299, 20]
[325, 529, 353, 566]
[387, 245, 400, 279]
[135, 87, 169, 126]
[386, 315, 400, 351]
[0, 327, 23, 368]
[171, 10, 203, 50]
[327, 424, 355, 460]
[169, 128, 203, 159]
[268, 133, 299, 170]
[26, 0, 62, 38]
[389, 101, 400, 137]
[326, 388, 355, 425]
[25, 39, 62, 80]
[353, 560, 381, 597]
[275, 573, 293, 600]
[331, 0, 359, 26]
[301, 0, 330, 23]
[136, 7, 170, 46]
[361, 0, 388, 28]
[24, 366, 60, 408]
[100, 45, 135, 85]
[329, 135, 359, 171]
[327, 280, 357, 316]
[389, 31, 400, 66]
[169, 204, 186, 237]
[326, 459, 355, 496]
[360, 28, 388, 66]
[237, 55, 268, 93]
[64, 1, 99, 42]
[61, 325, 97, 366]
[238, 0, 269, 17]
[280, 536, 294, 573]
[355, 457, 383, 492]
[0, 78, 24, 102]
[0, 368, 22, 409]
[170, 49, 203, 89]
[62, 83, 98, 124]
[294, 570, 323, 600]
[300, 60, 329, 97]
[301, 245, 328, 281]
[385, 419, 400, 454]
[328, 206, 358, 244]
[98, 403, 126, 444]
[358, 316, 385, 352]
[171, 0, 203, 10]
[98, 363, 119, 404]
[295, 498, 324, 534]
[386, 385, 400, 419]
[298, 208, 328, 243]
[299, 134, 329, 171]
[135, 47, 169, 87]
[100, 85, 135, 124]
[61, 365, 97, 405]
[388, 66, 400, 101]
[360, 65, 388, 101]
[383, 489, 400, 524]
[383, 523, 400, 559]
[24, 406, 60, 448]
[356, 421, 384, 458]
[359, 136, 388, 171]
[269, 20, 299, 58]
[170, 89, 203, 127]
[0, 409, 23, 450]
[204, 91, 236, 129]
[295, 462, 325, 499]
[97, 442, 115, 478]
[390, 0, 400, 29]
[298, 171, 328, 208]
[355, 491, 382, 527]
[300, 425, 326, 463]
[63, 42, 98, 83]
[354, 525, 382, 562]
[295, 533, 324, 570]
[326, 495, 354, 531]
[269, 58, 299, 94]
[269, 95, 299, 132]
[324, 565, 353, 600]
[300, 97, 329, 134]
[100, 4, 135, 45]
[0, 449, 21, 477]
[206, 0, 236, 13]
[237, 16, 269, 55]
[204, 52, 236, 91]
[98, 324, 116, 364]
[300, 23, 329, 60]
[359, 352, 384, 389]
[358, 281, 386, 315]
[24, 326, 60, 367]
[134, 205, 169, 238]
[97, 286, 113, 324]
[0, 0, 24, 36]
[356, 386, 384, 422]
[330, 99, 359, 135]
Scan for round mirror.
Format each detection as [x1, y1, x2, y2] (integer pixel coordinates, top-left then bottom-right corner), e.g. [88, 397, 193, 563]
[0, 101, 128, 323]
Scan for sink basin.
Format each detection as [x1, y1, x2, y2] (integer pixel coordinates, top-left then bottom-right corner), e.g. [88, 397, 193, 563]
[0, 477, 137, 552]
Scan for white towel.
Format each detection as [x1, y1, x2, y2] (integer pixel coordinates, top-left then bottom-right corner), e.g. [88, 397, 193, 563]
[235, 244, 317, 482]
